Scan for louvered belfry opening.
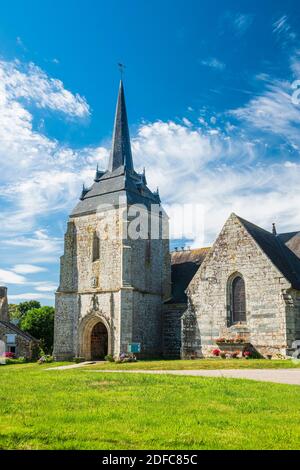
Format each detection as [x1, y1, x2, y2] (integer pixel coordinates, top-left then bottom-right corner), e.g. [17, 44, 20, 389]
[232, 276, 246, 323]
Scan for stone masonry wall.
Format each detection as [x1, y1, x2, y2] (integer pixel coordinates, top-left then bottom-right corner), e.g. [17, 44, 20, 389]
[0, 287, 9, 322]
[54, 205, 171, 360]
[185, 214, 292, 358]
[285, 289, 300, 351]
[0, 323, 34, 359]
[162, 303, 186, 358]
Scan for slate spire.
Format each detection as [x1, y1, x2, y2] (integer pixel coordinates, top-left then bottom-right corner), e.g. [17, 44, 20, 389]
[107, 80, 134, 173]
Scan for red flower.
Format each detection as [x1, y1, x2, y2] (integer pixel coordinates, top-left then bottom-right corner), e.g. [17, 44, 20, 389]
[243, 351, 251, 358]
[4, 352, 15, 358]
[212, 349, 221, 357]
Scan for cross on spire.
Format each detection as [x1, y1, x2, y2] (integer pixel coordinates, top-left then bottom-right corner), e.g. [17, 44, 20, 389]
[118, 63, 126, 80]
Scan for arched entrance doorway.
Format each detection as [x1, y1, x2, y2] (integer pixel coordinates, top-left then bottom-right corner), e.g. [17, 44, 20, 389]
[90, 322, 108, 360]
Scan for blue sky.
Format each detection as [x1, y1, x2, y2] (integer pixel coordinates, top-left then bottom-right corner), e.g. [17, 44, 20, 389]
[0, 0, 300, 305]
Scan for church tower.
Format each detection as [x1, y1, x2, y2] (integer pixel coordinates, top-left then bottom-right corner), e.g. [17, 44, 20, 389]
[54, 81, 171, 361]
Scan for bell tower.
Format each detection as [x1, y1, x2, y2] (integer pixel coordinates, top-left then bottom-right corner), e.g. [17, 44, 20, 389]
[54, 80, 171, 361]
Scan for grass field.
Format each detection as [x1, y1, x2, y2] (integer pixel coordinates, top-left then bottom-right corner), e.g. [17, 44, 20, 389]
[85, 358, 300, 370]
[1, 362, 300, 450]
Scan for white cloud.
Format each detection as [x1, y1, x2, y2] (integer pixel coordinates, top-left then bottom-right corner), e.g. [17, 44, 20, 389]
[223, 12, 254, 37]
[0, 269, 27, 285]
[132, 118, 300, 245]
[34, 283, 57, 292]
[3, 230, 63, 255]
[291, 52, 300, 78]
[231, 69, 300, 148]
[201, 57, 225, 71]
[182, 117, 192, 127]
[233, 13, 254, 35]
[0, 58, 107, 237]
[273, 16, 297, 45]
[8, 293, 54, 301]
[0, 60, 90, 117]
[12, 264, 47, 274]
[0, 53, 300, 290]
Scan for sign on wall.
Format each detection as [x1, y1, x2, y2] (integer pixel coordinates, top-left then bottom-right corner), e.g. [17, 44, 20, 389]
[127, 343, 141, 354]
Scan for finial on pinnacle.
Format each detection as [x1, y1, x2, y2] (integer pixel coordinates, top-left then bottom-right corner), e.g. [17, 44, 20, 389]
[272, 223, 277, 236]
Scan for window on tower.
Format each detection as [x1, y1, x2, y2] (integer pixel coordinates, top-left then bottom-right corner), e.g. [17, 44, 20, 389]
[92, 231, 100, 262]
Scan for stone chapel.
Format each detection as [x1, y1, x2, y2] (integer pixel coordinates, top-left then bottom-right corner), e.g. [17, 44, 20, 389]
[54, 81, 300, 361]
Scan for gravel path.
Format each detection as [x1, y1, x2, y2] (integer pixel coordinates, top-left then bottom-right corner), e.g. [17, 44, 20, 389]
[48, 363, 300, 385]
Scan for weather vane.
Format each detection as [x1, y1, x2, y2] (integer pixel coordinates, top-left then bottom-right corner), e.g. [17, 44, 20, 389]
[118, 63, 126, 79]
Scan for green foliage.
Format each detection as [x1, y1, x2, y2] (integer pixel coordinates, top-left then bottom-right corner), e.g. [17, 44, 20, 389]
[104, 354, 115, 363]
[74, 357, 86, 364]
[18, 301, 41, 317]
[20, 306, 54, 354]
[2, 357, 27, 365]
[8, 304, 21, 320]
[38, 355, 53, 364]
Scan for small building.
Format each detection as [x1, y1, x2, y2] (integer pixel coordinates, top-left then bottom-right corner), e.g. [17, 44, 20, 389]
[0, 287, 38, 359]
[182, 214, 300, 359]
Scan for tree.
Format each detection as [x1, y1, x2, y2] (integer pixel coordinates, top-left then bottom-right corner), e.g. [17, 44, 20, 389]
[8, 304, 20, 321]
[18, 301, 41, 318]
[20, 306, 55, 354]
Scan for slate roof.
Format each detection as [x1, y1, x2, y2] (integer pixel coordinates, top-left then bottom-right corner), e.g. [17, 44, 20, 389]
[237, 216, 300, 290]
[71, 81, 160, 217]
[0, 320, 38, 342]
[168, 248, 211, 304]
[279, 232, 300, 259]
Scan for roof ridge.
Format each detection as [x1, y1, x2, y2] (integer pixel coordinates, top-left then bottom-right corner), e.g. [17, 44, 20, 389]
[0, 320, 38, 342]
[236, 215, 272, 235]
[237, 215, 300, 289]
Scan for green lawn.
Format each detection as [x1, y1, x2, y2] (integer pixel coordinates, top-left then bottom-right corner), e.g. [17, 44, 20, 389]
[0, 363, 300, 450]
[85, 358, 300, 370]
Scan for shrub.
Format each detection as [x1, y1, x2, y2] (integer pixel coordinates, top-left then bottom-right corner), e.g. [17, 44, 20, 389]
[220, 352, 227, 359]
[38, 355, 53, 364]
[104, 354, 115, 362]
[116, 353, 137, 363]
[5, 357, 27, 365]
[74, 357, 86, 364]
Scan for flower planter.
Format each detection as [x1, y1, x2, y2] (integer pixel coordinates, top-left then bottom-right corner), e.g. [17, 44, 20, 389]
[216, 342, 251, 354]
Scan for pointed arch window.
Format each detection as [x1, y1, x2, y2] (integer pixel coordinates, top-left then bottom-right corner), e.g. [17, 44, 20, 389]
[92, 232, 100, 262]
[229, 274, 246, 324]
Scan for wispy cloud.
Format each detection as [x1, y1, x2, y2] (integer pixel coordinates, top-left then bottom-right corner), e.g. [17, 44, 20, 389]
[12, 264, 47, 275]
[0, 60, 90, 117]
[273, 15, 297, 45]
[8, 292, 54, 301]
[201, 57, 226, 71]
[0, 269, 27, 285]
[223, 12, 254, 37]
[233, 13, 254, 36]
[231, 60, 300, 149]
